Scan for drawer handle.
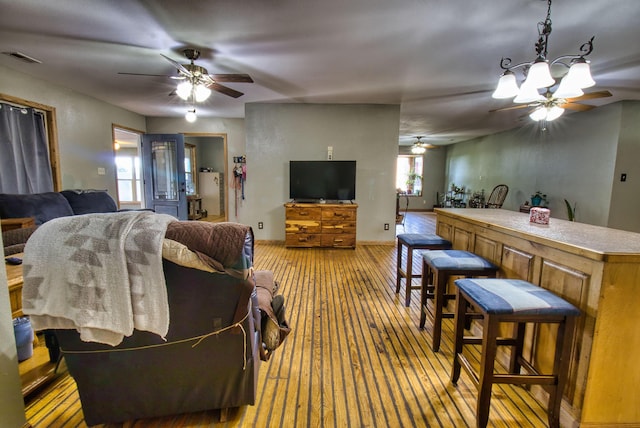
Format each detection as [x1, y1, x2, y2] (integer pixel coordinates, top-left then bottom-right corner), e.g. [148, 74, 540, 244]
[334, 239, 344, 243]
[334, 212, 344, 217]
[299, 211, 309, 216]
[298, 237, 308, 242]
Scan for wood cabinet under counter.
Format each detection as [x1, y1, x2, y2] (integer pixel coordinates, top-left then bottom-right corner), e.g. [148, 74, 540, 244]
[285, 202, 357, 248]
[434, 208, 640, 427]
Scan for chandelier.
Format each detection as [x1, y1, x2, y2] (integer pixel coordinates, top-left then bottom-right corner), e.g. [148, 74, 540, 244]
[491, 0, 596, 122]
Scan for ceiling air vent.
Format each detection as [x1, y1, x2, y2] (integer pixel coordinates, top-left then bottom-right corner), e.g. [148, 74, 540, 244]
[2, 51, 42, 64]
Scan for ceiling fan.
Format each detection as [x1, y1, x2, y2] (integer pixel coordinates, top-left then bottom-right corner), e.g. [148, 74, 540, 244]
[410, 136, 440, 154]
[119, 48, 253, 99]
[489, 90, 612, 120]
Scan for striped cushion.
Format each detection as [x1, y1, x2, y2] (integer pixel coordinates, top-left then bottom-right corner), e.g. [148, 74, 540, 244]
[423, 250, 497, 271]
[454, 278, 581, 316]
[397, 233, 451, 247]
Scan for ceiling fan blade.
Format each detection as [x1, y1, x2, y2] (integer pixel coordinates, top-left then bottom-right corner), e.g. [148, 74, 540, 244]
[118, 72, 170, 77]
[565, 90, 613, 102]
[209, 82, 244, 98]
[160, 53, 193, 77]
[210, 74, 254, 83]
[489, 104, 533, 113]
[560, 103, 595, 112]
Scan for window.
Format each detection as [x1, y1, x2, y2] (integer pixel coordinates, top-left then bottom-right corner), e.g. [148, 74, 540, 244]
[396, 155, 423, 196]
[115, 154, 142, 202]
[184, 143, 197, 195]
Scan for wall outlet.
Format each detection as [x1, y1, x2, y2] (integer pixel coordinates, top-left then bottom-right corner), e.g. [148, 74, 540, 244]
[384, 223, 389, 230]
[97, 167, 106, 175]
[258, 221, 264, 229]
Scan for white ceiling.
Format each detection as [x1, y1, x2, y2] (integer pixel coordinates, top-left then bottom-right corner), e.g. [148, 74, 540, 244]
[1, 0, 639, 146]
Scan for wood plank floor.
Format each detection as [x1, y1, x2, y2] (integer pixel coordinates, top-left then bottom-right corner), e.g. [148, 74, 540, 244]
[24, 212, 549, 427]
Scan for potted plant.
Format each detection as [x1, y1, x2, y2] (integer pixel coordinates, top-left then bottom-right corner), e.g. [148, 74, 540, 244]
[531, 191, 548, 207]
[406, 171, 421, 194]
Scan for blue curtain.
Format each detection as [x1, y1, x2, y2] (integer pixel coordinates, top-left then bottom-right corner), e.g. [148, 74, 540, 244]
[0, 102, 53, 193]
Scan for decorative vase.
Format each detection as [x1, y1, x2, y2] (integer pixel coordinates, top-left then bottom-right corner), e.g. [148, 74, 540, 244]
[531, 196, 542, 207]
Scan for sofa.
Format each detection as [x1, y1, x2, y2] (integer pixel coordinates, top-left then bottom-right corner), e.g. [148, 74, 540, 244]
[21, 215, 289, 425]
[1, 190, 120, 255]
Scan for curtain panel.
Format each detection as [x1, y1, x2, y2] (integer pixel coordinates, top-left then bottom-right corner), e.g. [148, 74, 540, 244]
[0, 102, 53, 194]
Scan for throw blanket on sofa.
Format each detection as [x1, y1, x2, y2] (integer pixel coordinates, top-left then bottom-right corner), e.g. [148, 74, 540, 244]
[165, 221, 253, 278]
[22, 211, 175, 346]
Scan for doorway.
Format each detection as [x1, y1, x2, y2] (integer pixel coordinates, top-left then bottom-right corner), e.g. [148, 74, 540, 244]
[184, 134, 228, 222]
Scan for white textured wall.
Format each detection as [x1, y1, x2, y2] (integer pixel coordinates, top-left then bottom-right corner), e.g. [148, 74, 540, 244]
[244, 103, 400, 242]
[0, 65, 146, 195]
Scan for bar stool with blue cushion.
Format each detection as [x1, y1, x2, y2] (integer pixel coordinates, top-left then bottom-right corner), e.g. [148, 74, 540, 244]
[396, 233, 452, 307]
[420, 250, 498, 352]
[451, 278, 580, 428]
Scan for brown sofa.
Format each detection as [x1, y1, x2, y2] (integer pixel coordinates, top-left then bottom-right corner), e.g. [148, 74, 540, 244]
[34, 220, 288, 426]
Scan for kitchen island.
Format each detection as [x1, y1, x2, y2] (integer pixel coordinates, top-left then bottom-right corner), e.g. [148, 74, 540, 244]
[435, 208, 640, 427]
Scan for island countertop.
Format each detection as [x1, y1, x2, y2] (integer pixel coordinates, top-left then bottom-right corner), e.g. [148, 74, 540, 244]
[434, 208, 640, 262]
[434, 207, 640, 426]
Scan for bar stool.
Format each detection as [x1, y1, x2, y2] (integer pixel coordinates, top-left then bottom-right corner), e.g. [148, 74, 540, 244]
[451, 278, 580, 428]
[395, 233, 451, 306]
[419, 250, 498, 352]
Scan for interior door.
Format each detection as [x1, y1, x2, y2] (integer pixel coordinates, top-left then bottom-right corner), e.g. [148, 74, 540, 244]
[141, 134, 187, 220]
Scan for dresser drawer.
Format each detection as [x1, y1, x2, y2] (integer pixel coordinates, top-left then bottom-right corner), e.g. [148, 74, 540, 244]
[286, 206, 322, 220]
[285, 233, 321, 247]
[321, 207, 357, 221]
[322, 220, 356, 234]
[285, 219, 322, 234]
[321, 234, 356, 248]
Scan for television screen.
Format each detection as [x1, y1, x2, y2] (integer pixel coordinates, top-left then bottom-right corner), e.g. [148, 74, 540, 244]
[289, 160, 356, 201]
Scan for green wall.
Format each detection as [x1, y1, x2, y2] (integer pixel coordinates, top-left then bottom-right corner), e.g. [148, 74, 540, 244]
[445, 101, 640, 231]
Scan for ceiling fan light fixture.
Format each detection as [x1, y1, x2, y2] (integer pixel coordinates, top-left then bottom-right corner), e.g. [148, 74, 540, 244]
[545, 105, 565, 121]
[176, 81, 193, 100]
[529, 107, 547, 121]
[492, 71, 519, 99]
[194, 84, 211, 102]
[185, 109, 197, 123]
[411, 144, 426, 154]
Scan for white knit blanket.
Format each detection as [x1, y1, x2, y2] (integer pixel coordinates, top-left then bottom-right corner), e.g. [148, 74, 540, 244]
[22, 211, 175, 346]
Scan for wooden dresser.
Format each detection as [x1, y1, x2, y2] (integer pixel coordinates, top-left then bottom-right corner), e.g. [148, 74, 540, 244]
[434, 208, 640, 427]
[284, 202, 357, 248]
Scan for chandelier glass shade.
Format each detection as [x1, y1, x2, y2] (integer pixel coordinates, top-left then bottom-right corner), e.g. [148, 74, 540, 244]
[491, 0, 596, 121]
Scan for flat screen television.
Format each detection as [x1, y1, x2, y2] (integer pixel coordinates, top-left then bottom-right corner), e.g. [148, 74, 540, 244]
[289, 160, 356, 201]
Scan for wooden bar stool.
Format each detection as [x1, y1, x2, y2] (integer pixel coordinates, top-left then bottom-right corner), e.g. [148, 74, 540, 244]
[451, 278, 580, 428]
[419, 250, 498, 352]
[395, 233, 451, 307]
